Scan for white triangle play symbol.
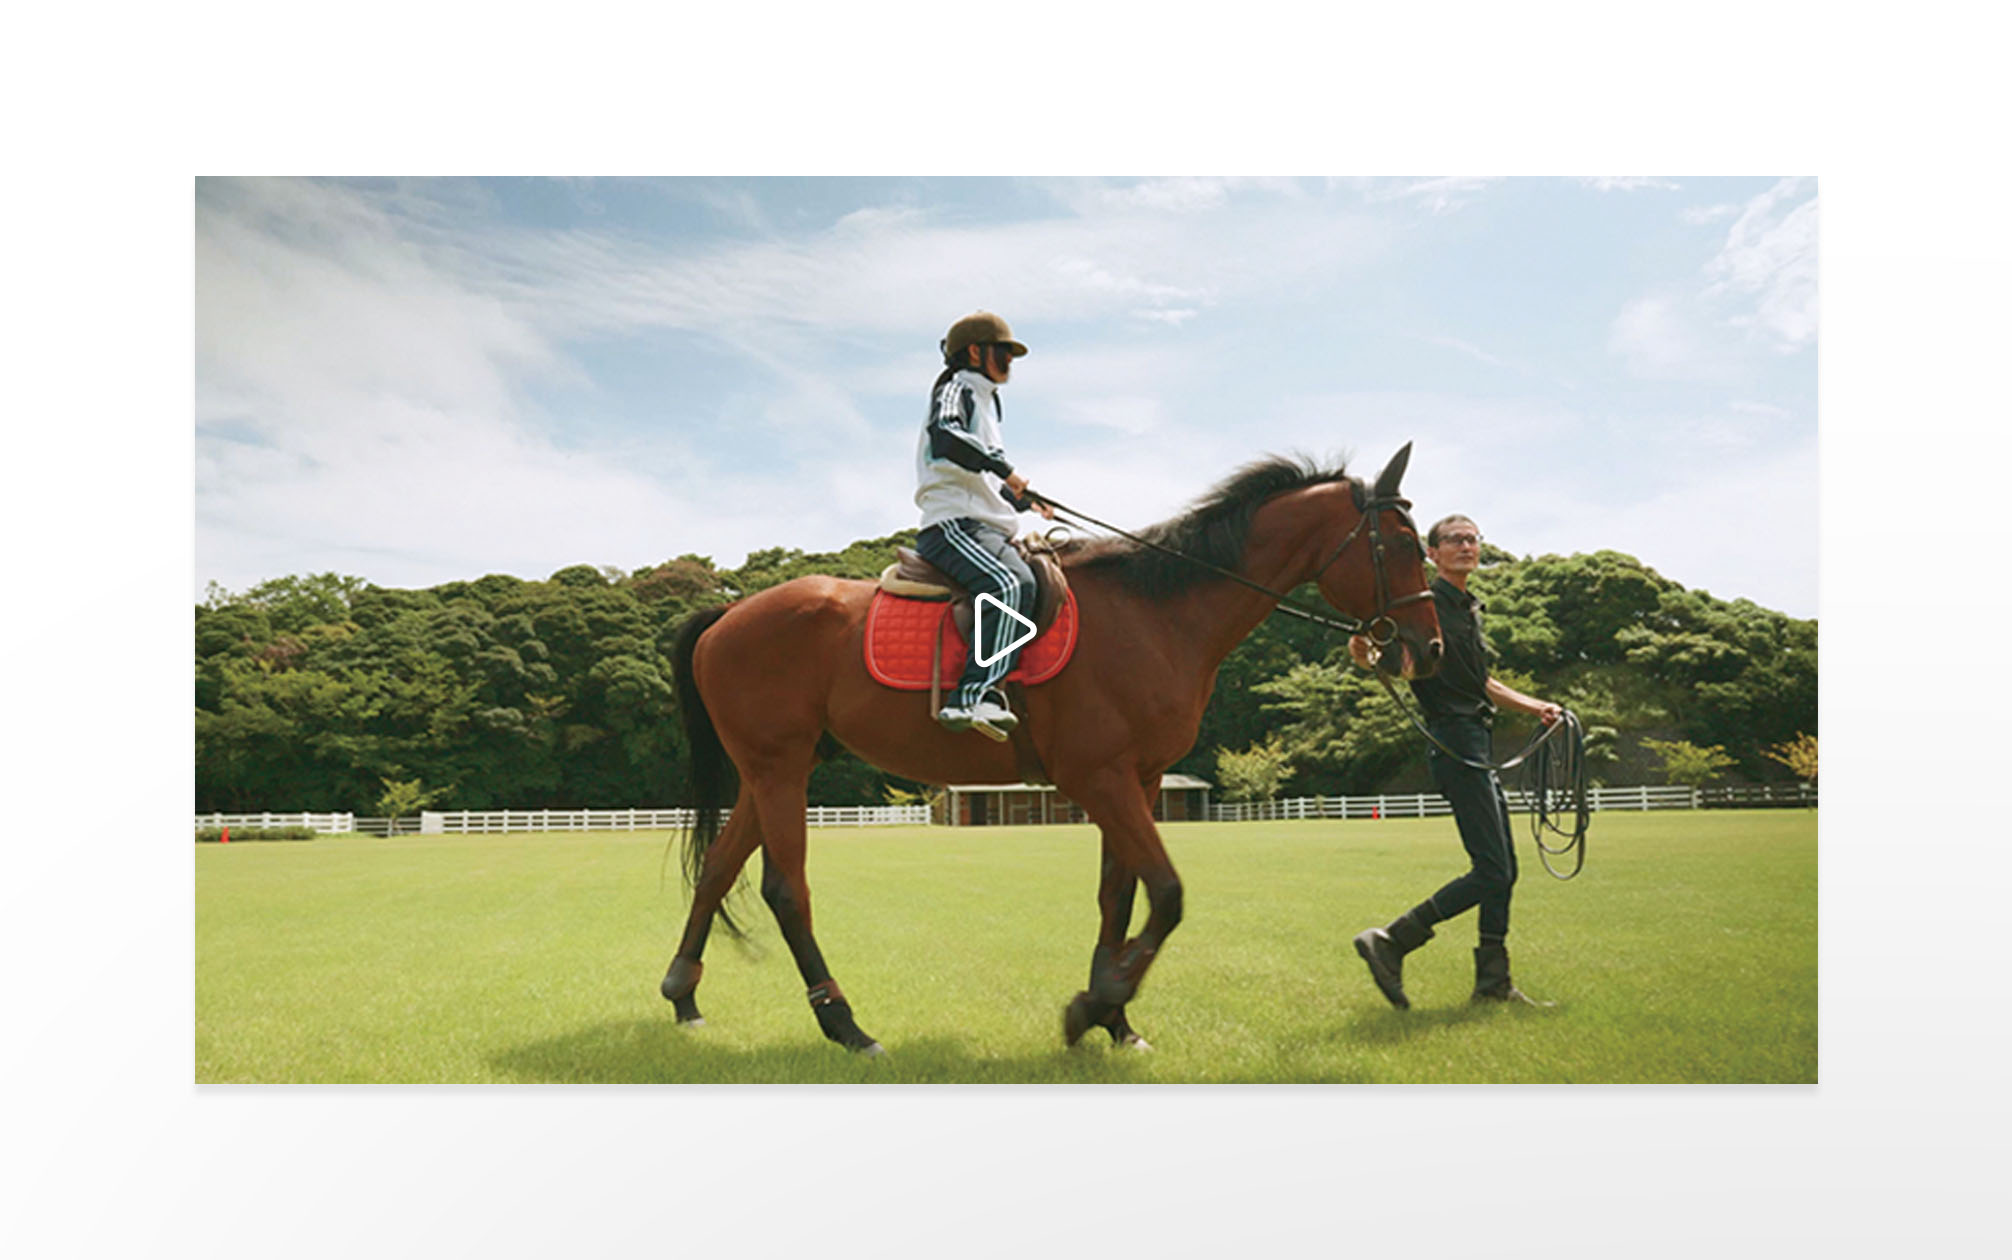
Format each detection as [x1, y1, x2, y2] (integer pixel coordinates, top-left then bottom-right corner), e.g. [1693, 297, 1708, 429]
[973, 593, 1038, 668]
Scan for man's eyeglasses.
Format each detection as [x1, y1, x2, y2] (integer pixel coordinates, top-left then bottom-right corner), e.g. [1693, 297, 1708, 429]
[1437, 533, 1482, 547]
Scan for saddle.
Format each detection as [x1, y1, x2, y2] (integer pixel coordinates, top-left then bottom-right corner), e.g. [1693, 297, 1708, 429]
[876, 538, 1069, 643]
[867, 537, 1078, 784]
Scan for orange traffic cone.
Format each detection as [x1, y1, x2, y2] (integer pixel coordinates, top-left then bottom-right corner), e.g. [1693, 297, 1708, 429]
[1371, 807, 1380, 820]
[220, 826, 230, 845]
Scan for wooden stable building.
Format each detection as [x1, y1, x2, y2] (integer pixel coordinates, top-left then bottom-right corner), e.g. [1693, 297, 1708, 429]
[933, 774, 1212, 827]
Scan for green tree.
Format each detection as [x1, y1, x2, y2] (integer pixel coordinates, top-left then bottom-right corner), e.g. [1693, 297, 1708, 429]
[1249, 655, 1414, 794]
[194, 529, 1817, 814]
[229, 572, 367, 633]
[1763, 733, 1818, 783]
[1476, 550, 1676, 669]
[1215, 735, 1294, 802]
[375, 777, 448, 817]
[1641, 738, 1736, 788]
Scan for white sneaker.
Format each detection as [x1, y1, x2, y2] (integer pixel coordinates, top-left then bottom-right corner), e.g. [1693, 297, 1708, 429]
[937, 694, 1017, 741]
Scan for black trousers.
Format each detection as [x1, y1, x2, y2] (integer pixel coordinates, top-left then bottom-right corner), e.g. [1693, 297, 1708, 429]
[915, 518, 1036, 708]
[1418, 715, 1519, 942]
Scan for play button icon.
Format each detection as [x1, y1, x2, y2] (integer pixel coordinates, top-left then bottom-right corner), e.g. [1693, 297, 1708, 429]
[973, 593, 1038, 668]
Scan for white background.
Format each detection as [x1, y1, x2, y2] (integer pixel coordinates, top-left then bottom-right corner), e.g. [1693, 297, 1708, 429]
[5, 2, 2004, 1255]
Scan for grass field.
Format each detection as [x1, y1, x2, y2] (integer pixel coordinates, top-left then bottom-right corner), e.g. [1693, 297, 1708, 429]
[194, 810, 1815, 1083]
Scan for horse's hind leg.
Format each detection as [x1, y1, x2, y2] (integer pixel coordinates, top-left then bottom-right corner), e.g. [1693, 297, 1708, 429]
[661, 790, 762, 1024]
[752, 771, 883, 1055]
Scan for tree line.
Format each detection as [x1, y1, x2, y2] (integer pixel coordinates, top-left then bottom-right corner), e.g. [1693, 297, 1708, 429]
[195, 536, 1816, 813]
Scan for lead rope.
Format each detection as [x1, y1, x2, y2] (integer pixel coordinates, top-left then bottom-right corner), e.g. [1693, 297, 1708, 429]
[1374, 674, 1591, 880]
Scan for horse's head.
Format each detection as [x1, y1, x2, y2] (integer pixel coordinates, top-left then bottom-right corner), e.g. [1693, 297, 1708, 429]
[1314, 442, 1442, 680]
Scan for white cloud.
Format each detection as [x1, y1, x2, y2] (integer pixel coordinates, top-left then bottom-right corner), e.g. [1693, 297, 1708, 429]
[1607, 294, 1728, 380]
[1683, 203, 1740, 224]
[1607, 178, 1817, 380]
[1731, 399, 1793, 419]
[449, 184, 1389, 361]
[1359, 177, 1498, 214]
[1705, 176, 1818, 353]
[196, 179, 1397, 594]
[1580, 177, 1680, 192]
[1048, 177, 1304, 216]
[195, 181, 705, 593]
[191, 178, 1814, 620]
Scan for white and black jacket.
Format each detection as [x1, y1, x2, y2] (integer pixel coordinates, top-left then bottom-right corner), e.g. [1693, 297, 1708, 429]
[913, 367, 1031, 534]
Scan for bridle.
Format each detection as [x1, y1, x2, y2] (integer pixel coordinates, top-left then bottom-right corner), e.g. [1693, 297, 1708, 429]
[1310, 482, 1435, 654]
[1029, 481, 1432, 647]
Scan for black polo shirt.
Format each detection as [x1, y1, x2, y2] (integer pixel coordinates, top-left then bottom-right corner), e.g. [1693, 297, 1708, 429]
[1409, 576, 1493, 721]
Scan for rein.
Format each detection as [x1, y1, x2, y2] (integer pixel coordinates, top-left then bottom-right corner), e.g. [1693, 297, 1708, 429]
[1030, 484, 1592, 880]
[1030, 489, 1425, 646]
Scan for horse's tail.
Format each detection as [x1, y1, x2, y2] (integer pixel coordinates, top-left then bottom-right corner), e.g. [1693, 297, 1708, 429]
[671, 603, 745, 938]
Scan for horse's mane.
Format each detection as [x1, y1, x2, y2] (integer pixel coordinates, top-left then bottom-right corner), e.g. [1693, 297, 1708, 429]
[1059, 454, 1355, 599]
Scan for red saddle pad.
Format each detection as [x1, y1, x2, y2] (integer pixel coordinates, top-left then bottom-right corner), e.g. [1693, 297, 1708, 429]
[864, 588, 1079, 691]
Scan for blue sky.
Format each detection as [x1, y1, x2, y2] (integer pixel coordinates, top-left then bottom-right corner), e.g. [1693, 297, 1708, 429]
[195, 176, 1816, 616]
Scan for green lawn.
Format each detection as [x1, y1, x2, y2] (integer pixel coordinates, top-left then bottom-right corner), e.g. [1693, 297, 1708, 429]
[195, 810, 1816, 1083]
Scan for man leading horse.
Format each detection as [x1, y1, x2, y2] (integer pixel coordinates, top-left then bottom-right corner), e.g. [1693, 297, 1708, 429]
[1350, 512, 1562, 1009]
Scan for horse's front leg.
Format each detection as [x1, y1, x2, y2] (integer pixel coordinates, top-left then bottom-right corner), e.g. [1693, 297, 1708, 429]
[1066, 844, 1151, 1049]
[1063, 777, 1182, 1046]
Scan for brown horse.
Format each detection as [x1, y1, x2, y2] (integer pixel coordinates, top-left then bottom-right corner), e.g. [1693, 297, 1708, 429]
[661, 444, 1443, 1053]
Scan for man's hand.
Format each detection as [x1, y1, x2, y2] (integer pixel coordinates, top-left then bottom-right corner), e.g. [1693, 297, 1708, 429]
[1348, 634, 1377, 669]
[1534, 702, 1563, 726]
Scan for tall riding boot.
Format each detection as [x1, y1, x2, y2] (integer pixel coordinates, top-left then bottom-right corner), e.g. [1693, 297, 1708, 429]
[1471, 943, 1553, 1006]
[1353, 908, 1435, 1010]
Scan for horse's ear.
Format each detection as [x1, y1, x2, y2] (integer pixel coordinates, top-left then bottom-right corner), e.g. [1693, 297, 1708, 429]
[1373, 442, 1414, 499]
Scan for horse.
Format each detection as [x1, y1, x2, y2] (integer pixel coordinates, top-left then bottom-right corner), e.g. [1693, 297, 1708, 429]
[660, 443, 1443, 1054]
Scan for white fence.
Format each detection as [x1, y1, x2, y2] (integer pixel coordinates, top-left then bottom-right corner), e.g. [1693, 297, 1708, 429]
[195, 811, 355, 833]
[353, 816, 425, 837]
[418, 804, 930, 834]
[203, 783, 1809, 836]
[1210, 784, 1711, 823]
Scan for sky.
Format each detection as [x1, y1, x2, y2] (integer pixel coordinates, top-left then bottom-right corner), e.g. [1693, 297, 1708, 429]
[194, 175, 1818, 617]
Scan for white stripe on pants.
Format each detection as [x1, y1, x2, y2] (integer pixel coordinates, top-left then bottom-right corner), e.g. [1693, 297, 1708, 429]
[922, 518, 1032, 708]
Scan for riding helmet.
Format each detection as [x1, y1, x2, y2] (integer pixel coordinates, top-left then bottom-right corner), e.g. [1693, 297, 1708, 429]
[942, 311, 1029, 361]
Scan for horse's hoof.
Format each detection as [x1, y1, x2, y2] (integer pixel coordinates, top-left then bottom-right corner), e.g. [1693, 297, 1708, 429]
[669, 993, 704, 1023]
[1118, 1032, 1153, 1052]
[855, 1041, 886, 1057]
[676, 1016, 707, 1028]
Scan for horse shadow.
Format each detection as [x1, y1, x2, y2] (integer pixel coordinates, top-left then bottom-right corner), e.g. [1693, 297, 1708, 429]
[488, 1017, 1164, 1085]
